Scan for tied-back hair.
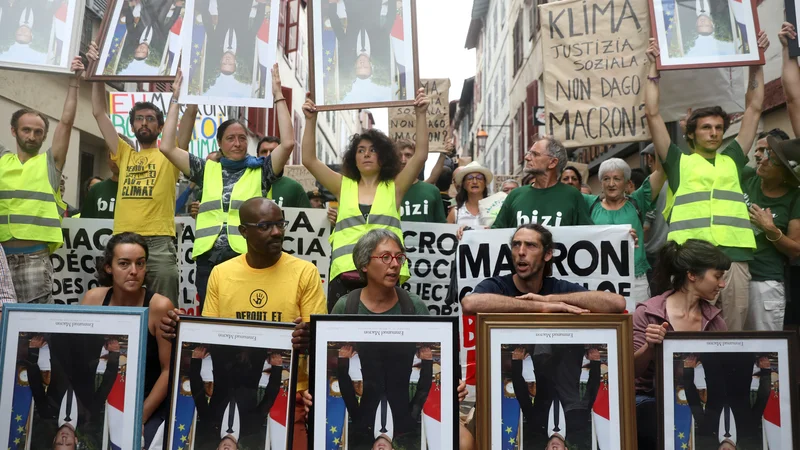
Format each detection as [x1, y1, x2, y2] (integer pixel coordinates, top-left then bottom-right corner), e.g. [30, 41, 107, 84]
[352, 229, 404, 283]
[512, 223, 555, 277]
[96, 232, 149, 287]
[685, 107, 729, 149]
[128, 102, 165, 127]
[341, 129, 401, 182]
[217, 119, 249, 144]
[651, 239, 731, 295]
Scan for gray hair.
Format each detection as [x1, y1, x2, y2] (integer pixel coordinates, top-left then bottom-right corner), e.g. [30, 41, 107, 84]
[544, 136, 568, 175]
[352, 229, 405, 283]
[501, 179, 520, 188]
[598, 158, 631, 182]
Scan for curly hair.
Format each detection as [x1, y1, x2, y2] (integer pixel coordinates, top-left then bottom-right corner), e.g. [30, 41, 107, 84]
[341, 129, 401, 182]
[685, 106, 729, 149]
[96, 232, 149, 287]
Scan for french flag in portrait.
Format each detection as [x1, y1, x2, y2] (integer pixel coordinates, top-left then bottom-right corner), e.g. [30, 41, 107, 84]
[106, 373, 126, 450]
[49, 1, 68, 66]
[390, 12, 406, 99]
[268, 383, 289, 449]
[166, 16, 184, 75]
[422, 377, 441, 448]
[591, 377, 611, 450]
[763, 372, 781, 449]
[256, 15, 271, 95]
[728, 0, 750, 51]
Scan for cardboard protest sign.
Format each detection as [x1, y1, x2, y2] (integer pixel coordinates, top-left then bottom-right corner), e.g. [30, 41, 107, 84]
[401, 222, 460, 316]
[109, 92, 227, 159]
[52, 210, 331, 308]
[456, 225, 635, 395]
[284, 165, 319, 192]
[389, 78, 451, 152]
[540, 0, 651, 147]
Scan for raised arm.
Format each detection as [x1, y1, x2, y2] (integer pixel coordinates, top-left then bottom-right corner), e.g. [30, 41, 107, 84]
[644, 39, 670, 162]
[178, 104, 198, 151]
[394, 89, 430, 203]
[460, 293, 590, 315]
[736, 31, 769, 154]
[269, 63, 295, 174]
[301, 93, 342, 198]
[780, 22, 800, 136]
[51, 57, 84, 171]
[423, 150, 449, 185]
[648, 155, 665, 203]
[159, 70, 191, 175]
[87, 42, 122, 154]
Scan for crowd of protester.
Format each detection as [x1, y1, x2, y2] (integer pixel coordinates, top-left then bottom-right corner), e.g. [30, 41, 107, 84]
[0, 21, 799, 450]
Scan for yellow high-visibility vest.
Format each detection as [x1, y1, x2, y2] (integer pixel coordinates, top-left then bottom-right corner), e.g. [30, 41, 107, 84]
[0, 152, 65, 253]
[667, 152, 756, 248]
[330, 177, 409, 282]
[193, 161, 262, 257]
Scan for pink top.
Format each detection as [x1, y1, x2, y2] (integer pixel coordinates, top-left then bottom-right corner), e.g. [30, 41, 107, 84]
[633, 290, 727, 395]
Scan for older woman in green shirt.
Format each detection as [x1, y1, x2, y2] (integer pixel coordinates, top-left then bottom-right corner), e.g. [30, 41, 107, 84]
[584, 157, 665, 311]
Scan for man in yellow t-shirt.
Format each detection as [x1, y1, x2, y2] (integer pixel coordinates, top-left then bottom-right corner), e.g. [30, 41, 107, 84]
[87, 42, 196, 307]
[204, 197, 326, 450]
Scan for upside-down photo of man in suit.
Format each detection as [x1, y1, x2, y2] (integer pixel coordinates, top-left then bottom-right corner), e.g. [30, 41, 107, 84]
[334, 342, 434, 449]
[118, 0, 183, 73]
[14, 332, 125, 450]
[507, 344, 608, 449]
[0, 0, 69, 66]
[678, 352, 776, 450]
[184, 343, 288, 450]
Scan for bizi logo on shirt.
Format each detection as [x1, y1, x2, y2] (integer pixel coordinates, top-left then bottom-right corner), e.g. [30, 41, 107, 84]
[97, 197, 115, 213]
[400, 200, 430, 217]
[121, 155, 157, 198]
[516, 210, 564, 227]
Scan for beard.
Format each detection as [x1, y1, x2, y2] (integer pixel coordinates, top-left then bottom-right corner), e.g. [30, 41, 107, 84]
[16, 135, 42, 154]
[524, 166, 545, 176]
[135, 127, 158, 145]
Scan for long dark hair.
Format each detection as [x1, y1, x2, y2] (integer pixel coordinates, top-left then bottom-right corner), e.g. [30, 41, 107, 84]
[455, 172, 488, 208]
[341, 129, 401, 182]
[96, 232, 149, 287]
[651, 239, 731, 295]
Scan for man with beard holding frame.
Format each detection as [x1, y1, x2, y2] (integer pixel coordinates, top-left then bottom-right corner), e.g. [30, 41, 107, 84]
[87, 42, 194, 307]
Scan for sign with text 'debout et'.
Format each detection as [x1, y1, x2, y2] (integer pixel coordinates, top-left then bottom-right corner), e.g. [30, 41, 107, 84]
[540, 0, 651, 147]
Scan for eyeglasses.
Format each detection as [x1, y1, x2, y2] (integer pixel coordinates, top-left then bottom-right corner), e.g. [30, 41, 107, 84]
[134, 115, 158, 123]
[370, 253, 407, 265]
[465, 174, 485, 182]
[241, 220, 289, 231]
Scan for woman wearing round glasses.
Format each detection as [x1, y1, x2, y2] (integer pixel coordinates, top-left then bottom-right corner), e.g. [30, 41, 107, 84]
[447, 161, 492, 237]
[740, 133, 800, 330]
[300, 90, 431, 311]
[158, 67, 294, 312]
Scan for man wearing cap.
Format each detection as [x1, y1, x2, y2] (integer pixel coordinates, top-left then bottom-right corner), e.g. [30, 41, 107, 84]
[645, 34, 770, 331]
[492, 136, 593, 229]
[307, 190, 324, 209]
[741, 135, 800, 330]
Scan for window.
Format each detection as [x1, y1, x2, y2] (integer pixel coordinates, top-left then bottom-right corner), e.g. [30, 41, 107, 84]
[526, 80, 539, 149]
[293, 112, 303, 165]
[295, 33, 306, 87]
[500, 0, 506, 29]
[278, 0, 287, 49]
[278, 0, 299, 56]
[513, 13, 523, 75]
[535, 0, 547, 36]
[528, 0, 537, 40]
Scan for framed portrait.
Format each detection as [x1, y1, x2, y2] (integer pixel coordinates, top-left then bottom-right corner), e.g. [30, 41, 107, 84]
[648, 0, 765, 69]
[656, 332, 799, 450]
[166, 316, 298, 450]
[90, 0, 186, 81]
[476, 314, 637, 450]
[0, 0, 85, 74]
[309, 315, 460, 449]
[0, 303, 149, 450]
[307, 0, 420, 111]
[179, 0, 280, 107]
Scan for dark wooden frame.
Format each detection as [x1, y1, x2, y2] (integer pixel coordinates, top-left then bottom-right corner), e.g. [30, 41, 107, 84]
[166, 316, 299, 449]
[786, 0, 800, 58]
[476, 313, 638, 450]
[308, 315, 460, 449]
[306, 0, 421, 111]
[655, 331, 800, 450]
[88, 0, 181, 82]
[647, 0, 766, 70]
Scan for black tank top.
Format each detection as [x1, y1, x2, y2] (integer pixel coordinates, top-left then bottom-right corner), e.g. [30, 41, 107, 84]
[103, 288, 161, 398]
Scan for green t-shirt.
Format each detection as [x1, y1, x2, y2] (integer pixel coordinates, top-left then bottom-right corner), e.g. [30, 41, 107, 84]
[584, 178, 653, 277]
[399, 181, 447, 223]
[80, 179, 118, 219]
[661, 141, 753, 262]
[270, 176, 312, 208]
[492, 183, 593, 229]
[740, 168, 800, 281]
[331, 290, 431, 315]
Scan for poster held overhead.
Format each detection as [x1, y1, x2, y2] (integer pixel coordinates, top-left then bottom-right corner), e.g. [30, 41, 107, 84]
[90, 0, 185, 81]
[307, 0, 420, 111]
[389, 78, 451, 153]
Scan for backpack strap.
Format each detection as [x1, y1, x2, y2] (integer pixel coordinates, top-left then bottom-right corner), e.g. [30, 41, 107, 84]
[345, 289, 363, 315]
[395, 287, 416, 315]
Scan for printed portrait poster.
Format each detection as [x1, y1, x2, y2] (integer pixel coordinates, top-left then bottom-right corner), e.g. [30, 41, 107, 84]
[180, 0, 280, 107]
[0, 0, 82, 73]
[312, 0, 417, 108]
[389, 78, 451, 153]
[93, 0, 185, 78]
[540, 0, 651, 147]
[652, 0, 762, 68]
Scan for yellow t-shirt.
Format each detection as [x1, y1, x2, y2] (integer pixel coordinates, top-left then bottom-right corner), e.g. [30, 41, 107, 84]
[111, 137, 180, 236]
[203, 253, 327, 390]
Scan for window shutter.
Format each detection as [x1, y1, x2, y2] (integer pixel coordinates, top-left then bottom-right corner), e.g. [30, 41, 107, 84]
[526, 80, 538, 148]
